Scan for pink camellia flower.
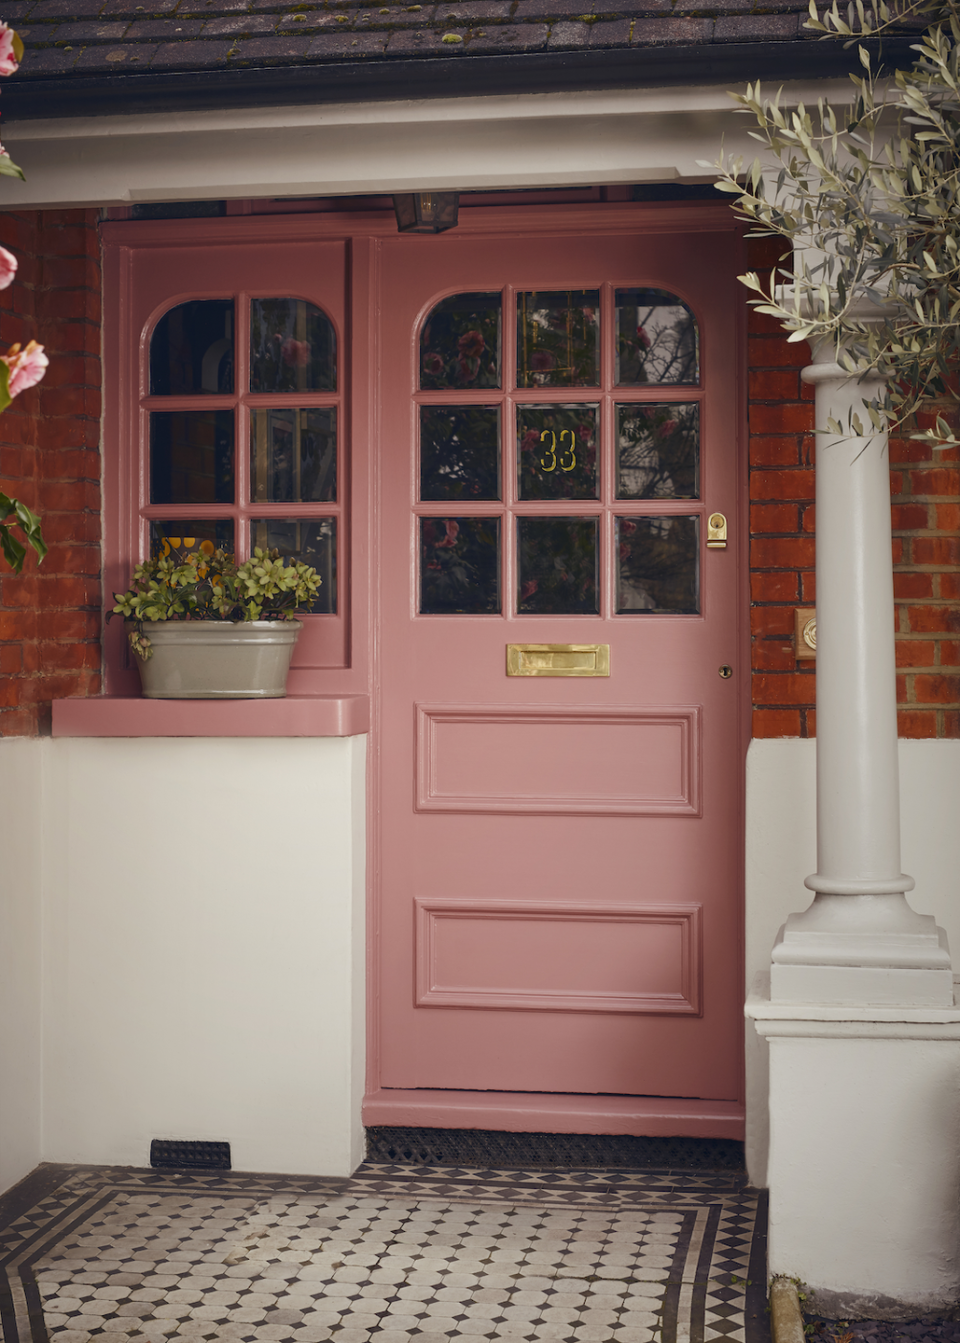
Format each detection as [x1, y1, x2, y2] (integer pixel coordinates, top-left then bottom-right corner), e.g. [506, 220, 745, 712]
[0, 23, 20, 76]
[0, 245, 17, 290]
[280, 337, 310, 368]
[636, 325, 651, 349]
[658, 419, 678, 437]
[422, 352, 444, 377]
[457, 330, 485, 359]
[2, 340, 48, 397]
[434, 520, 459, 549]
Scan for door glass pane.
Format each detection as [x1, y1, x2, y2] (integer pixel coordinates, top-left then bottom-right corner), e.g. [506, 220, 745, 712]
[617, 402, 699, 500]
[517, 290, 599, 388]
[149, 519, 234, 557]
[419, 517, 501, 614]
[615, 289, 698, 386]
[517, 516, 598, 614]
[616, 515, 700, 613]
[250, 517, 337, 613]
[250, 298, 336, 393]
[420, 406, 500, 502]
[150, 411, 234, 505]
[420, 293, 502, 390]
[250, 408, 337, 503]
[517, 404, 599, 501]
[150, 299, 234, 395]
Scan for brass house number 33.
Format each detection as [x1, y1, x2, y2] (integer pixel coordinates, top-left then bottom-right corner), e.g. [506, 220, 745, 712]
[539, 429, 577, 474]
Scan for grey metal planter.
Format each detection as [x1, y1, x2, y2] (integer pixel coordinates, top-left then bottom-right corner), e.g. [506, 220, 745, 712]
[127, 620, 302, 699]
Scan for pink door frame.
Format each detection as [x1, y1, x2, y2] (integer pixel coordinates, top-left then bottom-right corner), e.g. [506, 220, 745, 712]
[364, 202, 751, 1139]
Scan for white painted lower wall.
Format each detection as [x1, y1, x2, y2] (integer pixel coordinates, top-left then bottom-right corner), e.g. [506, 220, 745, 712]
[0, 737, 43, 1194]
[0, 733, 366, 1185]
[745, 736, 960, 1186]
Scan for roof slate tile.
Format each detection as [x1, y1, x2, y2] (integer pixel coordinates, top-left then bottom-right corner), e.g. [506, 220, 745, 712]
[99, 0, 181, 14]
[587, 17, 632, 44]
[225, 30, 314, 55]
[714, 12, 799, 38]
[123, 19, 206, 36]
[75, 39, 159, 63]
[547, 18, 590, 45]
[41, 20, 131, 39]
[461, 22, 549, 49]
[200, 14, 281, 33]
[25, 0, 104, 19]
[307, 28, 389, 53]
[150, 36, 236, 61]
[18, 43, 82, 69]
[630, 15, 712, 42]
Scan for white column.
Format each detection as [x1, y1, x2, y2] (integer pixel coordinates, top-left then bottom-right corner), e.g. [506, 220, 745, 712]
[770, 344, 953, 1005]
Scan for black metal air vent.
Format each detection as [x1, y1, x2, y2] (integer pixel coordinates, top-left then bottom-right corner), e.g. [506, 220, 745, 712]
[364, 1127, 745, 1171]
[150, 1139, 231, 1170]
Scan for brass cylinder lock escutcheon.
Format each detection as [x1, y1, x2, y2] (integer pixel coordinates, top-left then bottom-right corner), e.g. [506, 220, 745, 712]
[707, 513, 728, 549]
[719, 664, 733, 679]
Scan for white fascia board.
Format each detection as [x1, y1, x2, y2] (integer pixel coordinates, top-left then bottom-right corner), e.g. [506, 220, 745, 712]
[2, 77, 855, 208]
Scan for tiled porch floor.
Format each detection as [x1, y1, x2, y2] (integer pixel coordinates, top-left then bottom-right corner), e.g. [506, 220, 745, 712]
[0, 1162, 768, 1343]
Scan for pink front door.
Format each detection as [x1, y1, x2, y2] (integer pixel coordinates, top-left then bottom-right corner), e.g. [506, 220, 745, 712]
[373, 207, 746, 1124]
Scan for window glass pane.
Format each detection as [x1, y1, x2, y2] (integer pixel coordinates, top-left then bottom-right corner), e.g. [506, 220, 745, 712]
[420, 293, 501, 390]
[150, 299, 234, 395]
[420, 406, 500, 502]
[615, 289, 698, 386]
[419, 517, 500, 614]
[616, 515, 700, 613]
[149, 520, 234, 557]
[250, 298, 336, 393]
[517, 517, 598, 614]
[250, 518, 337, 614]
[517, 404, 599, 501]
[150, 410, 234, 505]
[617, 403, 699, 500]
[517, 290, 599, 388]
[250, 408, 337, 504]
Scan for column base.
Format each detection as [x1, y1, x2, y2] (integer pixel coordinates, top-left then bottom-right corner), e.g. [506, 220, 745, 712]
[748, 993, 960, 1318]
[771, 895, 954, 1005]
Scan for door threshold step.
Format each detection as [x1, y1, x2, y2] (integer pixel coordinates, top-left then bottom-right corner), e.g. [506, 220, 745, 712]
[363, 1089, 745, 1141]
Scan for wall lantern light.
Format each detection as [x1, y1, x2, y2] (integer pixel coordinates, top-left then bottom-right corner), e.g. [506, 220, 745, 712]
[393, 192, 460, 234]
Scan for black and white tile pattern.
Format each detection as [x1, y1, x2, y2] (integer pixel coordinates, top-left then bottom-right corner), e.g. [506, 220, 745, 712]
[0, 1164, 768, 1343]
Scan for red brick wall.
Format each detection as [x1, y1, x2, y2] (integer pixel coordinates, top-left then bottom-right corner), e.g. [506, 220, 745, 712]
[0, 209, 102, 737]
[747, 235, 960, 738]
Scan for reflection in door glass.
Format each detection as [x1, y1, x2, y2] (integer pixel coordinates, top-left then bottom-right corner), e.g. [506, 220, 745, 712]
[517, 404, 598, 501]
[615, 289, 698, 386]
[150, 299, 234, 395]
[150, 410, 235, 505]
[150, 519, 235, 557]
[419, 517, 501, 614]
[420, 406, 501, 502]
[420, 293, 502, 391]
[517, 291, 599, 388]
[617, 403, 699, 500]
[517, 516, 598, 614]
[250, 408, 337, 503]
[251, 517, 337, 613]
[250, 298, 337, 393]
[616, 514, 699, 613]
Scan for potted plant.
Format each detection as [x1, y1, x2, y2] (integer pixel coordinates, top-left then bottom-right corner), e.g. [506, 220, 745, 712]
[110, 542, 322, 699]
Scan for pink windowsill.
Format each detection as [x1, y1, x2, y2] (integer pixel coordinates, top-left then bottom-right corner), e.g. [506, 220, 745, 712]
[51, 694, 370, 738]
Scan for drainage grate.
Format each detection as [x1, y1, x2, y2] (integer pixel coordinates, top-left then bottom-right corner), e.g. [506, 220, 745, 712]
[150, 1140, 232, 1170]
[364, 1127, 745, 1171]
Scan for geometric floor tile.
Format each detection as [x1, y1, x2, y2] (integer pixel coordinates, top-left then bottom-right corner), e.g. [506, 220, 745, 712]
[0, 1163, 769, 1343]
